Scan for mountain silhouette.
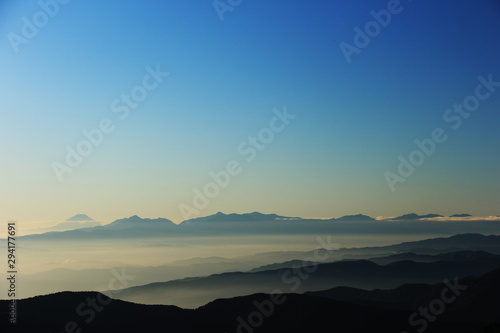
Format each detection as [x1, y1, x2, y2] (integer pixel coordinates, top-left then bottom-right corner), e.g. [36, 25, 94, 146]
[16, 235, 500, 299]
[367, 250, 498, 265]
[15, 211, 500, 240]
[182, 211, 291, 224]
[65, 214, 94, 221]
[306, 266, 500, 323]
[390, 213, 443, 220]
[330, 214, 375, 221]
[4, 266, 500, 333]
[107, 215, 176, 227]
[21, 215, 179, 239]
[112, 253, 500, 308]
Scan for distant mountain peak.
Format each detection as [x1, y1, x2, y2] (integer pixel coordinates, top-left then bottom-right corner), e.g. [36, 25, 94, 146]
[393, 213, 419, 220]
[109, 216, 175, 225]
[181, 211, 292, 224]
[390, 213, 443, 221]
[65, 214, 94, 222]
[331, 214, 375, 222]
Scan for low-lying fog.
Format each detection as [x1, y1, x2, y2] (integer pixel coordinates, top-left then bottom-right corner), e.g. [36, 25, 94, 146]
[3, 228, 494, 300]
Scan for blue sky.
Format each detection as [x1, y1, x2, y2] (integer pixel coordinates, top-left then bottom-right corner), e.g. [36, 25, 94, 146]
[1, 0, 499, 223]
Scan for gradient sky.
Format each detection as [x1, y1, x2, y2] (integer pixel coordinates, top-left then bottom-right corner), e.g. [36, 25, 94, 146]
[1, 0, 499, 224]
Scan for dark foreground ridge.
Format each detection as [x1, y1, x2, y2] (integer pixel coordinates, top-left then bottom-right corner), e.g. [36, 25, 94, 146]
[2, 267, 500, 333]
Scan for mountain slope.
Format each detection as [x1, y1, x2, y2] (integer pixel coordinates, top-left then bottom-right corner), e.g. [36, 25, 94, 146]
[112, 254, 500, 308]
[5, 271, 500, 333]
[181, 211, 292, 224]
[330, 214, 375, 221]
[390, 213, 443, 220]
[306, 267, 500, 327]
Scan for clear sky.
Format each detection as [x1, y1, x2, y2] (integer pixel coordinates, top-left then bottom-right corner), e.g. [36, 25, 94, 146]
[1, 0, 499, 224]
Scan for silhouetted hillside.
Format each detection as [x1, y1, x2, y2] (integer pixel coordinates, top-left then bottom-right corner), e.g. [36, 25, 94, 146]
[4, 273, 499, 333]
[112, 254, 500, 307]
[367, 250, 497, 265]
[308, 267, 500, 325]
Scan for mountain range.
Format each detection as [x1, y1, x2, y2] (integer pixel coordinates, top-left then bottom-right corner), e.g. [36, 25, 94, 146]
[3, 232, 500, 332]
[3, 266, 499, 333]
[111, 250, 500, 308]
[16, 234, 500, 300]
[16, 212, 500, 239]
